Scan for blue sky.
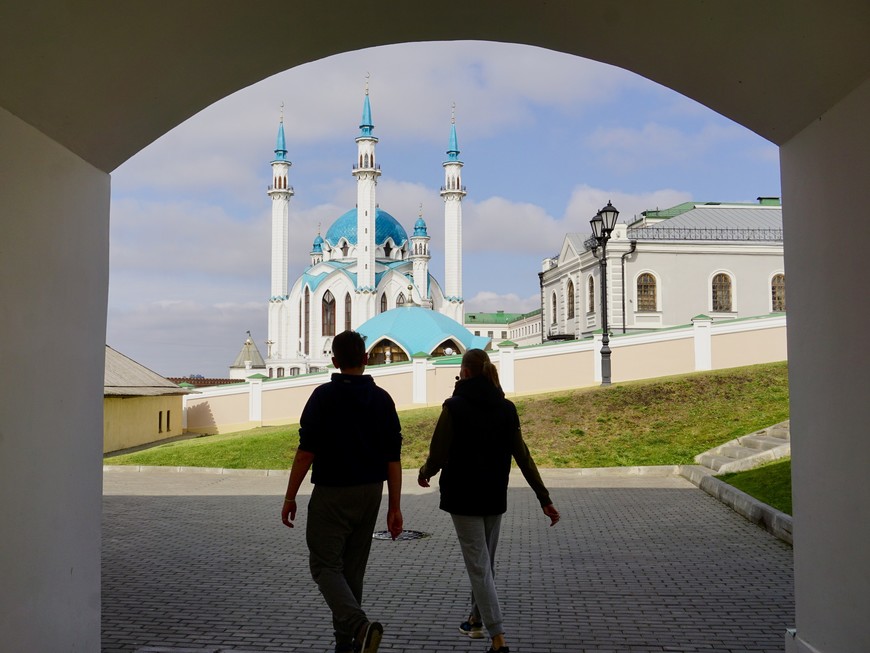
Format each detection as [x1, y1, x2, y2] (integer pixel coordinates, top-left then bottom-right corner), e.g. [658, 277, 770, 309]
[107, 41, 781, 377]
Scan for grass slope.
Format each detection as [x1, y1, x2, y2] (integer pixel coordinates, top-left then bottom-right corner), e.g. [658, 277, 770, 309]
[719, 459, 792, 515]
[106, 362, 789, 471]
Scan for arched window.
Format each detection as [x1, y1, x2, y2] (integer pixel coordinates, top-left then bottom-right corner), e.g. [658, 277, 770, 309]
[551, 293, 557, 324]
[587, 276, 595, 313]
[344, 293, 352, 331]
[367, 339, 409, 365]
[304, 287, 311, 354]
[340, 241, 349, 258]
[322, 290, 335, 336]
[566, 279, 575, 319]
[712, 273, 732, 312]
[637, 273, 657, 312]
[277, 367, 285, 378]
[380, 293, 387, 313]
[771, 274, 786, 311]
[396, 292, 405, 306]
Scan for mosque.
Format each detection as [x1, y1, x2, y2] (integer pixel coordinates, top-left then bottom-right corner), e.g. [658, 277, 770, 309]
[260, 89, 489, 378]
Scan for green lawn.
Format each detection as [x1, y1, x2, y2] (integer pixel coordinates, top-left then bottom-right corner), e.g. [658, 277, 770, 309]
[718, 458, 792, 515]
[106, 361, 789, 471]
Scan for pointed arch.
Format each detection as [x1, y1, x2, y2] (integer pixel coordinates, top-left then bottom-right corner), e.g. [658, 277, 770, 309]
[566, 279, 575, 319]
[380, 293, 387, 313]
[304, 287, 311, 354]
[396, 292, 405, 306]
[367, 338, 409, 366]
[321, 290, 336, 336]
[587, 276, 595, 314]
[344, 292, 352, 331]
[432, 339, 461, 357]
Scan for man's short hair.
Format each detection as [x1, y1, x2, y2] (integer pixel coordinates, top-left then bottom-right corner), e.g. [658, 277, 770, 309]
[332, 330, 367, 370]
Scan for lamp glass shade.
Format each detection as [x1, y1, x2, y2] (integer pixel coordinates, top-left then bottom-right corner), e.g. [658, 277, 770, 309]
[599, 201, 620, 232]
[590, 214, 604, 240]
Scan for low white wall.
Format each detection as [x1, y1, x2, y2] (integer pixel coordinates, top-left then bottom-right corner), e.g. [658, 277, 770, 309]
[183, 315, 787, 434]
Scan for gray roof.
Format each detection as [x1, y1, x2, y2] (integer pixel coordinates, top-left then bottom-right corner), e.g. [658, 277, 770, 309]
[104, 346, 186, 397]
[230, 333, 266, 369]
[647, 205, 782, 230]
[566, 233, 591, 253]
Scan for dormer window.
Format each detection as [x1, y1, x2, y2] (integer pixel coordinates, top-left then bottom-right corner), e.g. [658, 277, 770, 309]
[341, 241, 349, 258]
[384, 242, 392, 257]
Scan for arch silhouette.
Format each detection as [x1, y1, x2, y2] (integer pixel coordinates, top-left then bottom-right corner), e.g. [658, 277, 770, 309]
[2, 5, 870, 652]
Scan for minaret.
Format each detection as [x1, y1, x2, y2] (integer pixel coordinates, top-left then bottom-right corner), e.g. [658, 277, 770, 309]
[268, 106, 294, 299]
[267, 105, 294, 360]
[410, 205, 431, 307]
[310, 229, 324, 266]
[441, 104, 466, 322]
[353, 76, 380, 322]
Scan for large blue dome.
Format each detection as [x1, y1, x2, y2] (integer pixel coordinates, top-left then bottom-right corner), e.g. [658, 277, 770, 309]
[323, 207, 408, 248]
[357, 307, 490, 358]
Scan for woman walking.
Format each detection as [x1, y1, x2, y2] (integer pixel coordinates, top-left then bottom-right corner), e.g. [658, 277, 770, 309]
[418, 348, 560, 653]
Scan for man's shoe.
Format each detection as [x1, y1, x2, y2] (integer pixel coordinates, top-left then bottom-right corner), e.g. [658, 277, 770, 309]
[355, 621, 383, 653]
[459, 620, 485, 638]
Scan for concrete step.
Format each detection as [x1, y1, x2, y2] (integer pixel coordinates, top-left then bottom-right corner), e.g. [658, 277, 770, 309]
[696, 453, 739, 472]
[738, 434, 788, 451]
[710, 443, 757, 459]
[694, 420, 791, 474]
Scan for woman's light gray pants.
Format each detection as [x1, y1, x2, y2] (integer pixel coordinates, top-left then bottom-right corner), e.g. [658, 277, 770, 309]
[450, 513, 504, 638]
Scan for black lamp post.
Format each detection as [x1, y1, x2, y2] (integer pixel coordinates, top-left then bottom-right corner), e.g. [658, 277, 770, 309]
[591, 201, 620, 385]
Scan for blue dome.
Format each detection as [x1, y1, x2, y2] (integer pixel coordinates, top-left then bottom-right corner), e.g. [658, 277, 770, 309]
[413, 216, 428, 237]
[357, 307, 490, 357]
[311, 233, 324, 252]
[324, 208, 408, 249]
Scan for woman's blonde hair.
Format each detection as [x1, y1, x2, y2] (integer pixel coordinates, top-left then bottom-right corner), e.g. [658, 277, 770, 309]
[461, 348, 501, 389]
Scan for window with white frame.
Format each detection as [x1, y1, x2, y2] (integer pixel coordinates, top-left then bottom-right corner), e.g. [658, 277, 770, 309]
[712, 273, 733, 312]
[636, 273, 657, 312]
[566, 279, 575, 319]
[771, 274, 786, 312]
[587, 276, 595, 313]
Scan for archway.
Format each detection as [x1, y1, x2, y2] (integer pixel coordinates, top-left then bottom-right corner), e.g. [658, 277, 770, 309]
[2, 5, 869, 652]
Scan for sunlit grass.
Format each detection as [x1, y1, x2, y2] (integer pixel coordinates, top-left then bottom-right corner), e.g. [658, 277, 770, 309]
[106, 362, 789, 471]
[719, 458, 792, 515]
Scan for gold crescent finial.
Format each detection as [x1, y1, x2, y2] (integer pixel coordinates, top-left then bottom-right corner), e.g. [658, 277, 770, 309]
[365, 72, 370, 95]
[419, 203, 423, 217]
[451, 102, 456, 124]
[280, 101, 285, 123]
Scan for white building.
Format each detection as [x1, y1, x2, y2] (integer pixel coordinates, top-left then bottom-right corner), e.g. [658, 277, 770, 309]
[541, 199, 785, 339]
[464, 309, 543, 348]
[264, 90, 467, 377]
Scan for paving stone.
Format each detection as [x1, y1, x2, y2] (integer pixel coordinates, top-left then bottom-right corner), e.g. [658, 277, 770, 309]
[103, 469, 794, 652]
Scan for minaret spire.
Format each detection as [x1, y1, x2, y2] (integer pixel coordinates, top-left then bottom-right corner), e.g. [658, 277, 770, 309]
[410, 204, 432, 307]
[353, 75, 380, 323]
[267, 106, 295, 364]
[441, 103, 466, 322]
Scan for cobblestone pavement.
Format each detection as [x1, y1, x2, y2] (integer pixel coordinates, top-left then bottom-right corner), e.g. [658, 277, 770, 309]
[103, 469, 794, 653]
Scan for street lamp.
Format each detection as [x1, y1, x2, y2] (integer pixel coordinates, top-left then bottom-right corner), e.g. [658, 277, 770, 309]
[591, 201, 619, 385]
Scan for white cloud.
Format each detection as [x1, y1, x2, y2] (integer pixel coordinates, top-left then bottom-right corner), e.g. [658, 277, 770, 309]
[465, 290, 540, 313]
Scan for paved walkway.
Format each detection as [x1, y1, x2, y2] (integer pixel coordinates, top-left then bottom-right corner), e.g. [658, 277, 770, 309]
[102, 469, 794, 653]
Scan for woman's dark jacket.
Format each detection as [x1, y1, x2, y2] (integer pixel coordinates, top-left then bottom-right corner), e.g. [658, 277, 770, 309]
[418, 375, 551, 516]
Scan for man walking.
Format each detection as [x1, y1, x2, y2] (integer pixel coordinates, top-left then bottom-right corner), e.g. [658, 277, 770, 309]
[281, 330, 403, 653]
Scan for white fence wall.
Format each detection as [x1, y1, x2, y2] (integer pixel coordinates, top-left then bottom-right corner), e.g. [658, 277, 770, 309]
[184, 315, 787, 434]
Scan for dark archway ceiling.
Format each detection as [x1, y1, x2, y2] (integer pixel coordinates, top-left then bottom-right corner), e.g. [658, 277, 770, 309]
[2, 1, 868, 171]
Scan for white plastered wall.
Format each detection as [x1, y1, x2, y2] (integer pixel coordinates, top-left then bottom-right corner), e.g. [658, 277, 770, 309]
[781, 76, 870, 653]
[0, 107, 108, 651]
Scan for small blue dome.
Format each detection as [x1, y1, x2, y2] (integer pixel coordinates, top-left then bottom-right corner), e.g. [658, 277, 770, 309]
[311, 233, 323, 253]
[324, 207, 408, 248]
[413, 216, 428, 237]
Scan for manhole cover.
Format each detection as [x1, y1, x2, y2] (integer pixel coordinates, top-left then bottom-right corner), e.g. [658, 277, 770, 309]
[372, 529, 430, 541]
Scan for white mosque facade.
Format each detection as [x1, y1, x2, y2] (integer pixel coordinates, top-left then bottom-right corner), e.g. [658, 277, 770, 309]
[264, 92, 482, 377]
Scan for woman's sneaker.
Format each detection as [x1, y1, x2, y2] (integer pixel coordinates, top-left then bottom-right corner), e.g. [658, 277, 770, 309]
[459, 620, 485, 638]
